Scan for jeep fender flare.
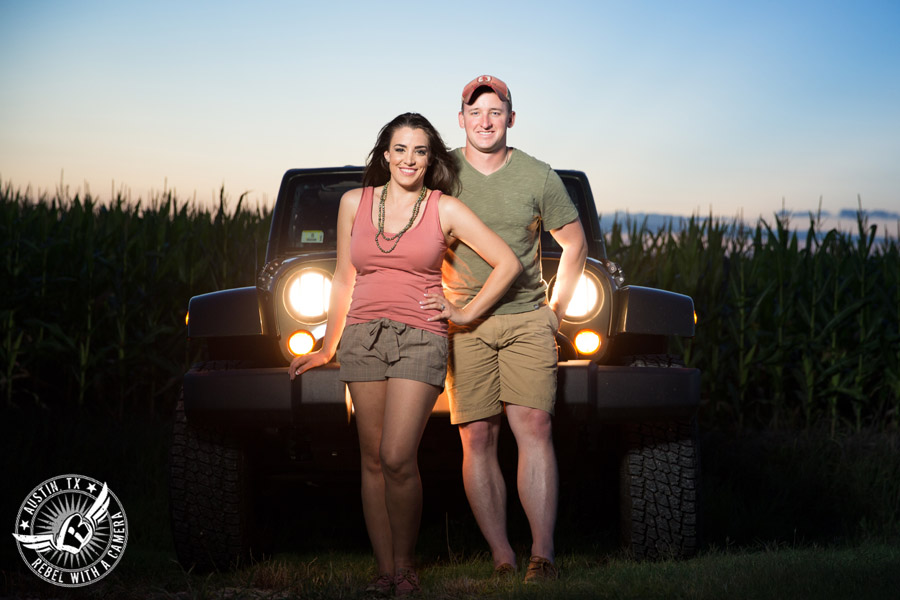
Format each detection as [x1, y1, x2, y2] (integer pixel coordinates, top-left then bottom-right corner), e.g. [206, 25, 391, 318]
[612, 286, 695, 338]
[187, 287, 270, 338]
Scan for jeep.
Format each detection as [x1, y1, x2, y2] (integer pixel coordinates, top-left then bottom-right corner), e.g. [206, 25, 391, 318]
[169, 166, 701, 570]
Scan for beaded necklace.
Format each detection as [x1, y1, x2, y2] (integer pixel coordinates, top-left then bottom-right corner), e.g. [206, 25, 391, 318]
[375, 181, 428, 253]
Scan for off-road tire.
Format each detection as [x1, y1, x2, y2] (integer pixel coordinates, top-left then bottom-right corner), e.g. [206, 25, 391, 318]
[169, 361, 255, 571]
[619, 354, 700, 560]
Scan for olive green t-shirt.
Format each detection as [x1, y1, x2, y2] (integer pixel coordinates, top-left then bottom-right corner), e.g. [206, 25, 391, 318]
[442, 148, 579, 315]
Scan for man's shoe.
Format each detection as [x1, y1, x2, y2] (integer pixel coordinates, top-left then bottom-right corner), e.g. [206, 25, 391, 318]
[363, 573, 393, 597]
[493, 563, 516, 579]
[394, 568, 421, 597]
[523, 555, 558, 583]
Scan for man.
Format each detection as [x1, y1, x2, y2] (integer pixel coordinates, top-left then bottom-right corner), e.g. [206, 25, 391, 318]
[442, 75, 588, 583]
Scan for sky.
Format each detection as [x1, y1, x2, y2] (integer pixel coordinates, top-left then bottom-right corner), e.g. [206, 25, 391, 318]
[2, 0, 899, 232]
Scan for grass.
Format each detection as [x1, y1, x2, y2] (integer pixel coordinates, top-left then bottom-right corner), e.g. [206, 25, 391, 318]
[5, 542, 899, 599]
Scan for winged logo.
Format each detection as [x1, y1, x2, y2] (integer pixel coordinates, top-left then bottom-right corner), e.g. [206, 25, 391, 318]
[13, 483, 110, 555]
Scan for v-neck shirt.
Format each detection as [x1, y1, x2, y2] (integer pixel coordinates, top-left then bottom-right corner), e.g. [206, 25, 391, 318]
[442, 148, 579, 315]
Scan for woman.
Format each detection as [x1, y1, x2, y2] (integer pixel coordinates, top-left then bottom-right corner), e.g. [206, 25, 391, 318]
[289, 112, 521, 596]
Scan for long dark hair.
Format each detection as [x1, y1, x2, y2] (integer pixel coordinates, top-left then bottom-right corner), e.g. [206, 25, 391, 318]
[362, 112, 459, 195]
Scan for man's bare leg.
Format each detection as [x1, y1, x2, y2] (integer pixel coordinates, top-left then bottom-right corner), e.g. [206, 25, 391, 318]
[459, 414, 517, 567]
[506, 404, 557, 562]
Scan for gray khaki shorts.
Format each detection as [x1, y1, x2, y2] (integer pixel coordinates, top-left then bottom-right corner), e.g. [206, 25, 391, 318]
[446, 306, 558, 424]
[339, 318, 448, 388]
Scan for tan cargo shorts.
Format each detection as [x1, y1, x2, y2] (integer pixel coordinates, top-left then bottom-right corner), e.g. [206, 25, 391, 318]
[446, 306, 558, 424]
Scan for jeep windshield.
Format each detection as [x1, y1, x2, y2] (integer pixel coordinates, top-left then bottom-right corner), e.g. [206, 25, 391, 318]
[272, 168, 597, 258]
[278, 170, 363, 254]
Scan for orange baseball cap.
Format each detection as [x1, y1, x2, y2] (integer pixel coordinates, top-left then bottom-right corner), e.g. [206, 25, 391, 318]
[461, 75, 512, 108]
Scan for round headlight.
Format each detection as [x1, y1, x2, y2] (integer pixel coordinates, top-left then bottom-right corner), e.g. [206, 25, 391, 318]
[565, 273, 600, 320]
[284, 269, 332, 322]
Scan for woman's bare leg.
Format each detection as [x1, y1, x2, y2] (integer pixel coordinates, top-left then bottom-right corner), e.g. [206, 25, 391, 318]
[379, 378, 440, 571]
[350, 381, 393, 576]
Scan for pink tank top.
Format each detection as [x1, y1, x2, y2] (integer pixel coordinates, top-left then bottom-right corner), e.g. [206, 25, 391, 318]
[346, 187, 447, 336]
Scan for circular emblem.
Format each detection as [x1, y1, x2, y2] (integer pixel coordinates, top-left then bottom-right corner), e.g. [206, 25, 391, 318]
[11, 474, 128, 587]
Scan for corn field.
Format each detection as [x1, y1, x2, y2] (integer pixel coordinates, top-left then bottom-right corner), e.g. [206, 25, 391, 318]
[1, 181, 269, 417]
[2, 182, 898, 432]
[606, 210, 900, 434]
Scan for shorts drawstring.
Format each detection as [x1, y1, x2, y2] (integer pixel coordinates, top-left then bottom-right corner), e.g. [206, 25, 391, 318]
[363, 318, 408, 363]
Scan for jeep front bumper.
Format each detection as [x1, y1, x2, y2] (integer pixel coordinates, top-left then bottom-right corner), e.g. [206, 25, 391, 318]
[183, 360, 700, 427]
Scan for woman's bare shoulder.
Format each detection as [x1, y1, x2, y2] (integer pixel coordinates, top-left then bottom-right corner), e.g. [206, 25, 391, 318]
[341, 186, 368, 208]
[437, 193, 463, 209]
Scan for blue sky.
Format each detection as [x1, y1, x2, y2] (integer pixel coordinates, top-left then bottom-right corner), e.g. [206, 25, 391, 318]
[1, 0, 898, 230]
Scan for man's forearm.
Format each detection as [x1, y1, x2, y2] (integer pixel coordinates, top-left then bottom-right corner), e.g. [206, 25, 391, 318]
[549, 245, 587, 319]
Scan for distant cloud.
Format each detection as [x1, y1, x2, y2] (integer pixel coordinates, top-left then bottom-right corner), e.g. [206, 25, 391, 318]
[598, 211, 898, 243]
[838, 209, 900, 220]
[599, 213, 702, 232]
